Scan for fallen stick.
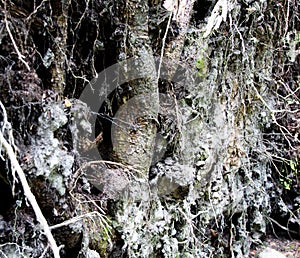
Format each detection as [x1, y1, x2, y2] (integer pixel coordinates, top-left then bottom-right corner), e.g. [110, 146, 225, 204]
[0, 130, 61, 258]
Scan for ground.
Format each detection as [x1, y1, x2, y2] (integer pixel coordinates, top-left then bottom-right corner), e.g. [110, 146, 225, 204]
[250, 237, 300, 257]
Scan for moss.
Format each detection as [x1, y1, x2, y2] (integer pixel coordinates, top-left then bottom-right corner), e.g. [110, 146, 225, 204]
[196, 57, 207, 79]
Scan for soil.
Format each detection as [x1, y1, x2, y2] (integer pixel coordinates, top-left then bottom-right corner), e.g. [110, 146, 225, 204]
[250, 237, 300, 257]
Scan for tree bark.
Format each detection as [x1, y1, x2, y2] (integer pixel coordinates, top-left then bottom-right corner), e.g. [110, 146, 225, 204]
[49, 0, 71, 94]
[111, 0, 159, 177]
[0, 0, 299, 257]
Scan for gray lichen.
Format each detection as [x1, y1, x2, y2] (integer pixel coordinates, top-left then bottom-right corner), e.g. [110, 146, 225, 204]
[32, 101, 74, 195]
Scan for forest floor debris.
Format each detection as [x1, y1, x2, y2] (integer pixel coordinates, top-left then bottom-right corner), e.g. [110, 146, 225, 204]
[250, 237, 300, 258]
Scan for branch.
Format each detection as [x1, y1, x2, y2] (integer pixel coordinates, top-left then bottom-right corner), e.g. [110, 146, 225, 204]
[3, 1, 30, 71]
[0, 103, 60, 258]
[25, 0, 48, 21]
[251, 84, 298, 150]
[157, 11, 172, 83]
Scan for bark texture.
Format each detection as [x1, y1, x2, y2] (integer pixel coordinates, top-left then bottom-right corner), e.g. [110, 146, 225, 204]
[0, 0, 299, 257]
[111, 0, 159, 176]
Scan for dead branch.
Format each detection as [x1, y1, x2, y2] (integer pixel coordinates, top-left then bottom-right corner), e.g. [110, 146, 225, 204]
[0, 102, 60, 258]
[3, 1, 30, 71]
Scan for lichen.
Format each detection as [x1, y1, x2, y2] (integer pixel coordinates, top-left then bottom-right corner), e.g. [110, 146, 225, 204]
[32, 101, 74, 195]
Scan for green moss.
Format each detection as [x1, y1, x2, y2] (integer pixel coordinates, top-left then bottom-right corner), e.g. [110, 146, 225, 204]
[95, 231, 109, 255]
[196, 57, 207, 78]
[279, 158, 298, 190]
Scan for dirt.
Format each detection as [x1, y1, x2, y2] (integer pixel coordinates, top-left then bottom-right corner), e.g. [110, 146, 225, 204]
[250, 237, 300, 257]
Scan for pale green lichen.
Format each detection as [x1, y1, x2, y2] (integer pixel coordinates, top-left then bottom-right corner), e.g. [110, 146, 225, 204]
[32, 101, 74, 195]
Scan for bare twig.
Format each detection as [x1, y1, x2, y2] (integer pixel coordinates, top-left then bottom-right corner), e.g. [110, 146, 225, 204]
[3, 1, 30, 71]
[251, 84, 298, 150]
[25, 0, 48, 21]
[49, 211, 108, 230]
[266, 216, 299, 235]
[157, 12, 172, 83]
[0, 102, 60, 258]
[0, 101, 18, 193]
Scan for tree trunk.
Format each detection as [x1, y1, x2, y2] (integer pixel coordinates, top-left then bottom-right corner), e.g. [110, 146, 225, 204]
[111, 0, 159, 177]
[0, 0, 299, 257]
[49, 0, 71, 94]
